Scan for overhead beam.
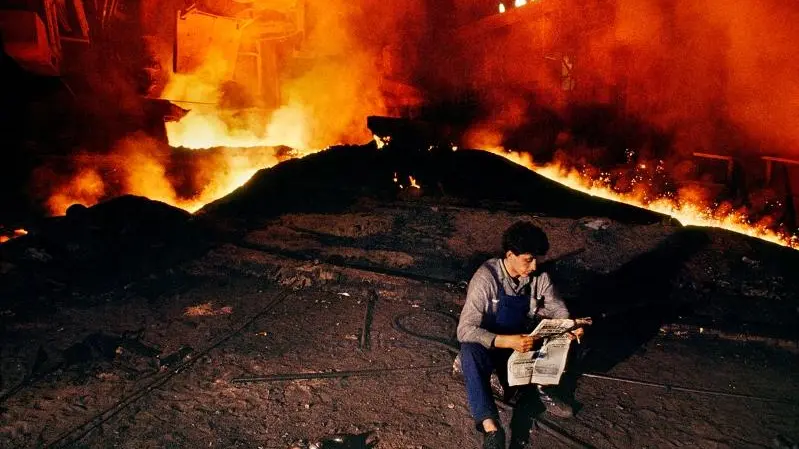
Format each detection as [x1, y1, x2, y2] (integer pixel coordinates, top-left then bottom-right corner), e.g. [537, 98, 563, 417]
[71, 0, 90, 38]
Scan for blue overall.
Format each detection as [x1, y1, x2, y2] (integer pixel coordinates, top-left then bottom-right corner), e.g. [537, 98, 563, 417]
[460, 283, 531, 428]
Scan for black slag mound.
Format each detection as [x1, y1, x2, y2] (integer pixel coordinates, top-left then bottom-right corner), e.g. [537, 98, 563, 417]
[199, 143, 662, 225]
[0, 195, 212, 302]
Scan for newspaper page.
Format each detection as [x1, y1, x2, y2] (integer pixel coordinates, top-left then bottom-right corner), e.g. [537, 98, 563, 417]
[507, 319, 574, 386]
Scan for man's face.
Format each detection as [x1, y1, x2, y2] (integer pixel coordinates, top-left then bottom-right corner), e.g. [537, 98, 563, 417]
[506, 251, 537, 277]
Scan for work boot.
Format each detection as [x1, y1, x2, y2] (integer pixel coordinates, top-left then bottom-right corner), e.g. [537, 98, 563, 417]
[537, 385, 573, 418]
[482, 427, 505, 449]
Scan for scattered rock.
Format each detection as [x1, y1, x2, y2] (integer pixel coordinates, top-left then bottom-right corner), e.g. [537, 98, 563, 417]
[741, 256, 760, 267]
[580, 217, 612, 230]
[24, 247, 52, 262]
[184, 302, 233, 317]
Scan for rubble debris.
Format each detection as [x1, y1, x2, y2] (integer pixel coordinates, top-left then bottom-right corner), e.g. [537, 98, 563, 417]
[63, 332, 124, 367]
[289, 431, 378, 449]
[580, 217, 612, 230]
[184, 302, 233, 317]
[158, 345, 194, 369]
[23, 247, 52, 262]
[741, 255, 760, 267]
[115, 337, 162, 374]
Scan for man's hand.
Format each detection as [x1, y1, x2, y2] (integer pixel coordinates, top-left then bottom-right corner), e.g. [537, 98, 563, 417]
[566, 327, 584, 342]
[494, 334, 536, 352]
[567, 317, 592, 343]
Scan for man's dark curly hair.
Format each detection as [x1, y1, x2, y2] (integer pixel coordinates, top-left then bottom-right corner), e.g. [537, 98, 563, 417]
[502, 221, 550, 256]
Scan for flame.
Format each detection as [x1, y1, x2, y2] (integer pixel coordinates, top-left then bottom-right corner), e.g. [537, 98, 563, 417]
[374, 135, 392, 149]
[409, 175, 421, 189]
[0, 229, 27, 245]
[483, 148, 799, 249]
[39, 135, 320, 216]
[166, 106, 317, 151]
[38, 0, 398, 217]
[514, 0, 528, 7]
[45, 167, 106, 216]
[499, 3, 506, 13]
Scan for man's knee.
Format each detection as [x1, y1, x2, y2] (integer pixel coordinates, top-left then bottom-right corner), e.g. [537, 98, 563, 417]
[457, 342, 494, 377]
[460, 342, 489, 360]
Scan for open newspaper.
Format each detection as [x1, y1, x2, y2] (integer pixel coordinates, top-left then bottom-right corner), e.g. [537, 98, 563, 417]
[507, 318, 574, 386]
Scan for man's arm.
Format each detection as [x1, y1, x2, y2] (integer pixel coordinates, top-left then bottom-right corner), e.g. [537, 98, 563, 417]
[456, 269, 497, 349]
[535, 272, 570, 319]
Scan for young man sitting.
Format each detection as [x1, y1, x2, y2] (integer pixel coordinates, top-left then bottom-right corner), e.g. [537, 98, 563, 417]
[456, 221, 585, 449]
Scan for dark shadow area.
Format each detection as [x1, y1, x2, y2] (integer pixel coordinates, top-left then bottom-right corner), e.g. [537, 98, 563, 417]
[571, 228, 711, 373]
[507, 388, 546, 449]
[562, 103, 673, 164]
[484, 228, 711, 439]
[0, 48, 67, 225]
[499, 102, 564, 161]
[534, 227, 712, 419]
[0, 195, 215, 316]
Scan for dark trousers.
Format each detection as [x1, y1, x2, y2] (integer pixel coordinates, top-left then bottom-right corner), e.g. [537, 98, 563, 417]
[460, 342, 514, 428]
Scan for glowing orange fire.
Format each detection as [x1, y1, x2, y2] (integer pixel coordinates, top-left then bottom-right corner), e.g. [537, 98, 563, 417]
[161, 104, 325, 213]
[484, 148, 799, 249]
[0, 229, 28, 244]
[41, 140, 319, 217]
[392, 172, 421, 189]
[32, 0, 798, 257]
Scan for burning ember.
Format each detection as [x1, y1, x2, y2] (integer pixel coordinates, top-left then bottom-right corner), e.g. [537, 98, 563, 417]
[0, 229, 28, 244]
[374, 135, 392, 149]
[392, 172, 421, 190]
[485, 149, 799, 250]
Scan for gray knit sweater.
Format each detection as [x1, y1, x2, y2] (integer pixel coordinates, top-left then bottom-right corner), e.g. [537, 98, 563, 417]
[456, 258, 570, 349]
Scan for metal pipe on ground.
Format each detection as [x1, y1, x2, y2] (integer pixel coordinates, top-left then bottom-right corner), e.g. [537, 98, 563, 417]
[230, 365, 450, 384]
[579, 372, 793, 403]
[359, 290, 378, 351]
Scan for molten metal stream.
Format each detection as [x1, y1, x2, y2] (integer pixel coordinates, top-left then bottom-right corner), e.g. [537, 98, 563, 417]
[488, 149, 799, 250]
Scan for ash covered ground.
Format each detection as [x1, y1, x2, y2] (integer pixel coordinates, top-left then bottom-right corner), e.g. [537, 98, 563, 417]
[1, 144, 797, 449]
